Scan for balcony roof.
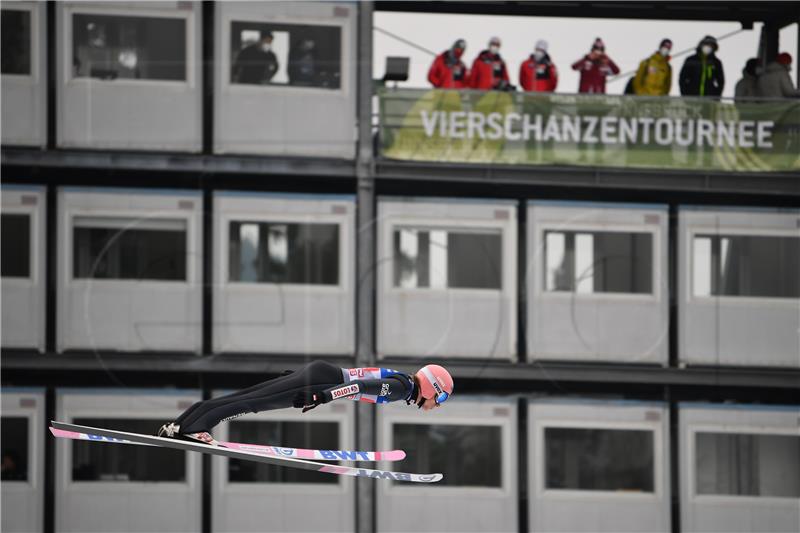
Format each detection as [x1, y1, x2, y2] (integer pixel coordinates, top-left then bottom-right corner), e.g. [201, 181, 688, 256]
[375, 1, 799, 28]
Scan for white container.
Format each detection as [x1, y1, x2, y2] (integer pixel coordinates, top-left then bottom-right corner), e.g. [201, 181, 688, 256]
[377, 197, 517, 359]
[57, 187, 202, 353]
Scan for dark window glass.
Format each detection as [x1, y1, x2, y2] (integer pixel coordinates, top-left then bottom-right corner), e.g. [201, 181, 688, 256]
[228, 421, 339, 484]
[71, 418, 185, 482]
[545, 231, 653, 294]
[1, 417, 29, 481]
[393, 229, 502, 289]
[73, 218, 187, 281]
[228, 221, 339, 285]
[230, 21, 341, 89]
[693, 235, 800, 298]
[72, 14, 186, 81]
[1, 9, 31, 75]
[1, 213, 31, 278]
[696, 432, 800, 497]
[545, 427, 655, 492]
[393, 424, 501, 487]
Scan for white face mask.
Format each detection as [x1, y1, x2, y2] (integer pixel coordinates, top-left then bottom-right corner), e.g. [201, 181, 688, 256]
[489, 45, 500, 55]
[261, 43, 272, 53]
[659, 47, 670, 57]
[701, 45, 713, 56]
[534, 50, 545, 61]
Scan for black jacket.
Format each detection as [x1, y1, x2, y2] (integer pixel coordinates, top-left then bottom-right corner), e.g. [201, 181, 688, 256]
[679, 50, 724, 97]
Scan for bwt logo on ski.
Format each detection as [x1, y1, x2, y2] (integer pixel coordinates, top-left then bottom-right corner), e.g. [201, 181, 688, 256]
[87, 434, 126, 443]
[349, 368, 364, 378]
[320, 450, 371, 461]
[355, 469, 412, 481]
[331, 384, 360, 399]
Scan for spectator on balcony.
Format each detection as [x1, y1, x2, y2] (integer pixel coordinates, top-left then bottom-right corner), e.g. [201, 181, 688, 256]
[571, 38, 620, 94]
[468, 37, 511, 90]
[679, 35, 724, 97]
[288, 38, 319, 86]
[734, 58, 759, 101]
[757, 53, 800, 98]
[519, 39, 558, 93]
[233, 31, 278, 85]
[632, 38, 673, 96]
[428, 39, 469, 89]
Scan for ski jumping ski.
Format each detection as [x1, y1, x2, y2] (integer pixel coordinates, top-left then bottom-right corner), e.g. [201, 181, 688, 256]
[50, 421, 441, 483]
[49, 426, 406, 462]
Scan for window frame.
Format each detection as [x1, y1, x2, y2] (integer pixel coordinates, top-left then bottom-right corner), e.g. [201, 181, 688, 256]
[1, 4, 38, 81]
[381, 414, 513, 496]
[220, 12, 350, 97]
[387, 218, 510, 295]
[220, 212, 348, 291]
[1, 205, 38, 285]
[65, 208, 197, 286]
[687, 424, 800, 503]
[64, 4, 195, 88]
[217, 401, 352, 494]
[537, 222, 661, 301]
[65, 413, 195, 489]
[535, 419, 664, 501]
[687, 227, 800, 304]
[0, 396, 40, 488]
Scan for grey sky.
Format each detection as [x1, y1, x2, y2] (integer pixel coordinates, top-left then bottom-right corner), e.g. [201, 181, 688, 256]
[373, 12, 799, 98]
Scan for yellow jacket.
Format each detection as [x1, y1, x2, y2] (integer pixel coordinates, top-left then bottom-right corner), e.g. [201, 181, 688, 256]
[633, 52, 671, 95]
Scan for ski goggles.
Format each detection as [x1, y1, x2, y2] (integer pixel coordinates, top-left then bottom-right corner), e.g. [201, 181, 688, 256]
[434, 391, 450, 405]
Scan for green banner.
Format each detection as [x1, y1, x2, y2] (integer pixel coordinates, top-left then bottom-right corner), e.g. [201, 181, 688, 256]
[379, 89, 800, 173]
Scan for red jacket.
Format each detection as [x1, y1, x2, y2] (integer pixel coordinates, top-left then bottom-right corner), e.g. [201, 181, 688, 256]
[428, 50, 468, 89]
[571, 53, 620, 93]
[519, 54, 558, 92]
[468, 50, 510, 90]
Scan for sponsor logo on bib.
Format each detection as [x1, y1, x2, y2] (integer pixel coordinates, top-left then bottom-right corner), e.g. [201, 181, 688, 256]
[331, 384, 360, 399]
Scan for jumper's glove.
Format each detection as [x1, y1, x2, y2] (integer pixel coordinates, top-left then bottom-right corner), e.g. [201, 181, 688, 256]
[293, 389, 323, 413]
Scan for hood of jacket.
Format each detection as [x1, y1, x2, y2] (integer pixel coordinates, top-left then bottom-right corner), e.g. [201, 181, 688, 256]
[478, 50, 503, 62]
[529, 52, 552, 64]
[648, 51, 670, 64]
[763, 61, 788, 74]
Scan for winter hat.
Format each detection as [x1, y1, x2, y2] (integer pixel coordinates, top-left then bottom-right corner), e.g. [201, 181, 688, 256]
[489, 36, 501, 47]
[452, 39, 466, 51]
[699, 35, 718, 51]
[777, 52, 792, 66]
[659, 38, 672, 49]
[535, 39, 548, 52]
[592, 37, 605, 50]
[743, 58, 758, 76]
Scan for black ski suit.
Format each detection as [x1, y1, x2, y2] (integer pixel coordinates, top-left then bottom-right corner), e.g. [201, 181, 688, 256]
[175, 360, 414, 434]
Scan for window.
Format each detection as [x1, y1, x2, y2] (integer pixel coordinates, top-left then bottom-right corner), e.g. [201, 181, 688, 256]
[1, 9, 31, 75]
[545, 427, 655, 492]
[693, 235, 800, 298]
[228, 421, 339, 484]
[229, 21, 341, 89]
[72, 13, 186, 81]
[71, 418, 185, 482]
[1, 417, 29, 481]
[393, 228, 502, 289]
[695, 432, 800, 498]
[544, 231, 653, 294]
[2, 213, 31, 278]
[392, 424, 501, 487]
[228, 221, 339, 285]
[73, 217, 187, 281]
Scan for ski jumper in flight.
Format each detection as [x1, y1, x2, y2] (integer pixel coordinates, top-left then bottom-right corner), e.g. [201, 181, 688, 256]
[158, 360, 454, 443]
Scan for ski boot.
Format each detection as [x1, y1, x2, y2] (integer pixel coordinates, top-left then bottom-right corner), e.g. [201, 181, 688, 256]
[158, 422, 218, 446]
